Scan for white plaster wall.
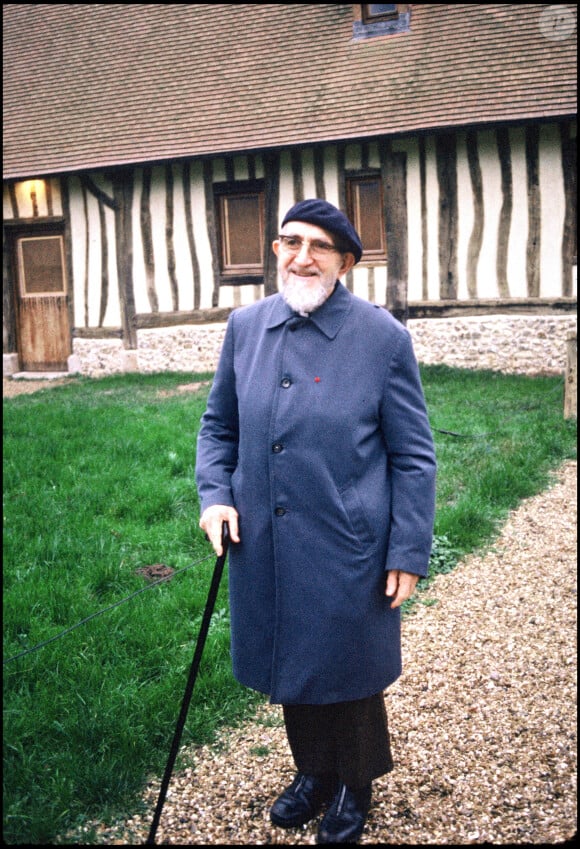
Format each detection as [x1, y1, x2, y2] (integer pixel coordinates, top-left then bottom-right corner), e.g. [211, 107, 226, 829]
[132, 168, 148, 315]
[50, 178, 63, 216]
[476, 129, 503, 298]
[368, 142, 381, 169]
[190, 160, 215, 310]
[344, 143, 361, 171]
[323, 146, 340, 208]
[351, 266, 368, 301]
[102, 186, 120, 327]
[372, 265, 388, 306]
[397, 137, 422, 302]
[67, 177, 89, 327]
[132, 162, 222, 314]
[172, 165, 195, 312]
[507, 126, 529, 298]
[401, 126, 569, 301]
[456, 131, 475, 300]
[67, 175, 121, 329]
[149, 166, 171, 313]
[424, 136, 440, 301]
[539, 124, 565, 297]
[212, 159, 226, 183]
[301, 148, 317, 200]
[233, 156, 249, 181]
[277, 151, 296, 238]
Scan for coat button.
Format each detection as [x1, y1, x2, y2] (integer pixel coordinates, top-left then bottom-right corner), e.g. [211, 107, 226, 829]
[272, 442, 283, 453]
[274, 507, 286, 516]
[281, 377, 291, 388]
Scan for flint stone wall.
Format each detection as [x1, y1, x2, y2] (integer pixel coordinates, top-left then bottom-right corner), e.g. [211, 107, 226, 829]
[408, 315, 577, 375]
[70, 315, 577, 378]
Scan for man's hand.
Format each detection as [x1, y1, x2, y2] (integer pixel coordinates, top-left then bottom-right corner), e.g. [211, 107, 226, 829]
[200, 505, 240, 555]
[385, 570, 419, 609]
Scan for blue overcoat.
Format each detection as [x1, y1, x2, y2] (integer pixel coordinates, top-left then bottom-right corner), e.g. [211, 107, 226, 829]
[195, 282, 436, 705]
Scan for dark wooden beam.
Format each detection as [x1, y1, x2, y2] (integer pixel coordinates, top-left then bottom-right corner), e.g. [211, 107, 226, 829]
[436, 133, 458, 299]
[407, 297, 577, 319]
[381, 141, 408, 324]
[112, 172, 137, 348]
[134, 308, 234, 329]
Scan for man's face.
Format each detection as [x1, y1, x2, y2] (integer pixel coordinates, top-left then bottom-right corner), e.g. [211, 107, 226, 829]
[273, 221, 355, 314]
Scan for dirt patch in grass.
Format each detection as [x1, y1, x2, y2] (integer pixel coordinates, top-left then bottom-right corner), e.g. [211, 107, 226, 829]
[3, 377, 78, 398]
[3, 377, 211, 400]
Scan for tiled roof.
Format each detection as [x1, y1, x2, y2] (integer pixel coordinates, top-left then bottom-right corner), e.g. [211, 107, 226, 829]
[3, 3, 577, 179]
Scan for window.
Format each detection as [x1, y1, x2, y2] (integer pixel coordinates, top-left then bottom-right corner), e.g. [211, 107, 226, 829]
[17, 235, 66, 296]
[346, 175, 387, 261]
[353, 4, 411, 39]
[215, 183, 265, 282]
[362, 4, 398, 24]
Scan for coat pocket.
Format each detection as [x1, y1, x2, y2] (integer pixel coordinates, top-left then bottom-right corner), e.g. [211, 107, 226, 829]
[338, 481, 378, 554]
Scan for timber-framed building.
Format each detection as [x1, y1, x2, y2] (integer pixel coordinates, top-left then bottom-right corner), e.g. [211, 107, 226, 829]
[3, 4, 577, 376]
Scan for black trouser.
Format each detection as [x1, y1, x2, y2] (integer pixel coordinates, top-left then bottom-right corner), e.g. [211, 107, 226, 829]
[282, 692, 393, 790]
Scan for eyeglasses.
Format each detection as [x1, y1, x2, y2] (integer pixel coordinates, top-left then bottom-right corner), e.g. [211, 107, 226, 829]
[277, 234, 341, 259]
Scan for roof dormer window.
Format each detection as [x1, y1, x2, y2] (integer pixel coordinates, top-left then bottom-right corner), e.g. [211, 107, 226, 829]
[353, 4, 411, 40]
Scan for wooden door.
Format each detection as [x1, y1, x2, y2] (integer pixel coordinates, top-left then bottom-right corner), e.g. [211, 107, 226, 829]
[15, 232, 71, 371]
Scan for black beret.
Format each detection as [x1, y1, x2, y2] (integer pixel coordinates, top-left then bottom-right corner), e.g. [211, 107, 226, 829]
[281, 199, 363, 264]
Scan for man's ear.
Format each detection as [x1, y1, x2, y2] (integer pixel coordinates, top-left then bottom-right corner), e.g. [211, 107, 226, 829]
[339, 252, 356, 277]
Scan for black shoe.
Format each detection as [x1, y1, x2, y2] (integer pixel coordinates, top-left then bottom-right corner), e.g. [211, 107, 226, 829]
[270, 772, 336, 828]
[317, 782, 372, 844]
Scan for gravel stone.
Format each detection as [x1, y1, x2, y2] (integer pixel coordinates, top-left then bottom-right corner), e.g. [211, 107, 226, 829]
[73, 461, 576, 845]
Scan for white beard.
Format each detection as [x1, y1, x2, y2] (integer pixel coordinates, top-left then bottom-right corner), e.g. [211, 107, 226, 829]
[281, 277, 333, 316]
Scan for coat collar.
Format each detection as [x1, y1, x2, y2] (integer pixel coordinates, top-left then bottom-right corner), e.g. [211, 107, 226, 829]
[265, 282, 352, 340]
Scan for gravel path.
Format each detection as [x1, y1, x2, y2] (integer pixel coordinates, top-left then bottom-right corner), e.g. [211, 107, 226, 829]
[74, 460, 577, 845]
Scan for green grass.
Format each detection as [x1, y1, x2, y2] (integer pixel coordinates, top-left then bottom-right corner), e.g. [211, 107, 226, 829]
[398, 365, 575, 614]
[3, 367, 576, 844]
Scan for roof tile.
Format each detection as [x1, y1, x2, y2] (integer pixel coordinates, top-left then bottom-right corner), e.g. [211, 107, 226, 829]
[3, 3, 577, 178]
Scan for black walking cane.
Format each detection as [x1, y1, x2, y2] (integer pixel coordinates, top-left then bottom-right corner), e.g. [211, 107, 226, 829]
[146, 522, 230, 845]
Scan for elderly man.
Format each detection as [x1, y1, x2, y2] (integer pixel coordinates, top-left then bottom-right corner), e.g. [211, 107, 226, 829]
[196, 199, 436, 843]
